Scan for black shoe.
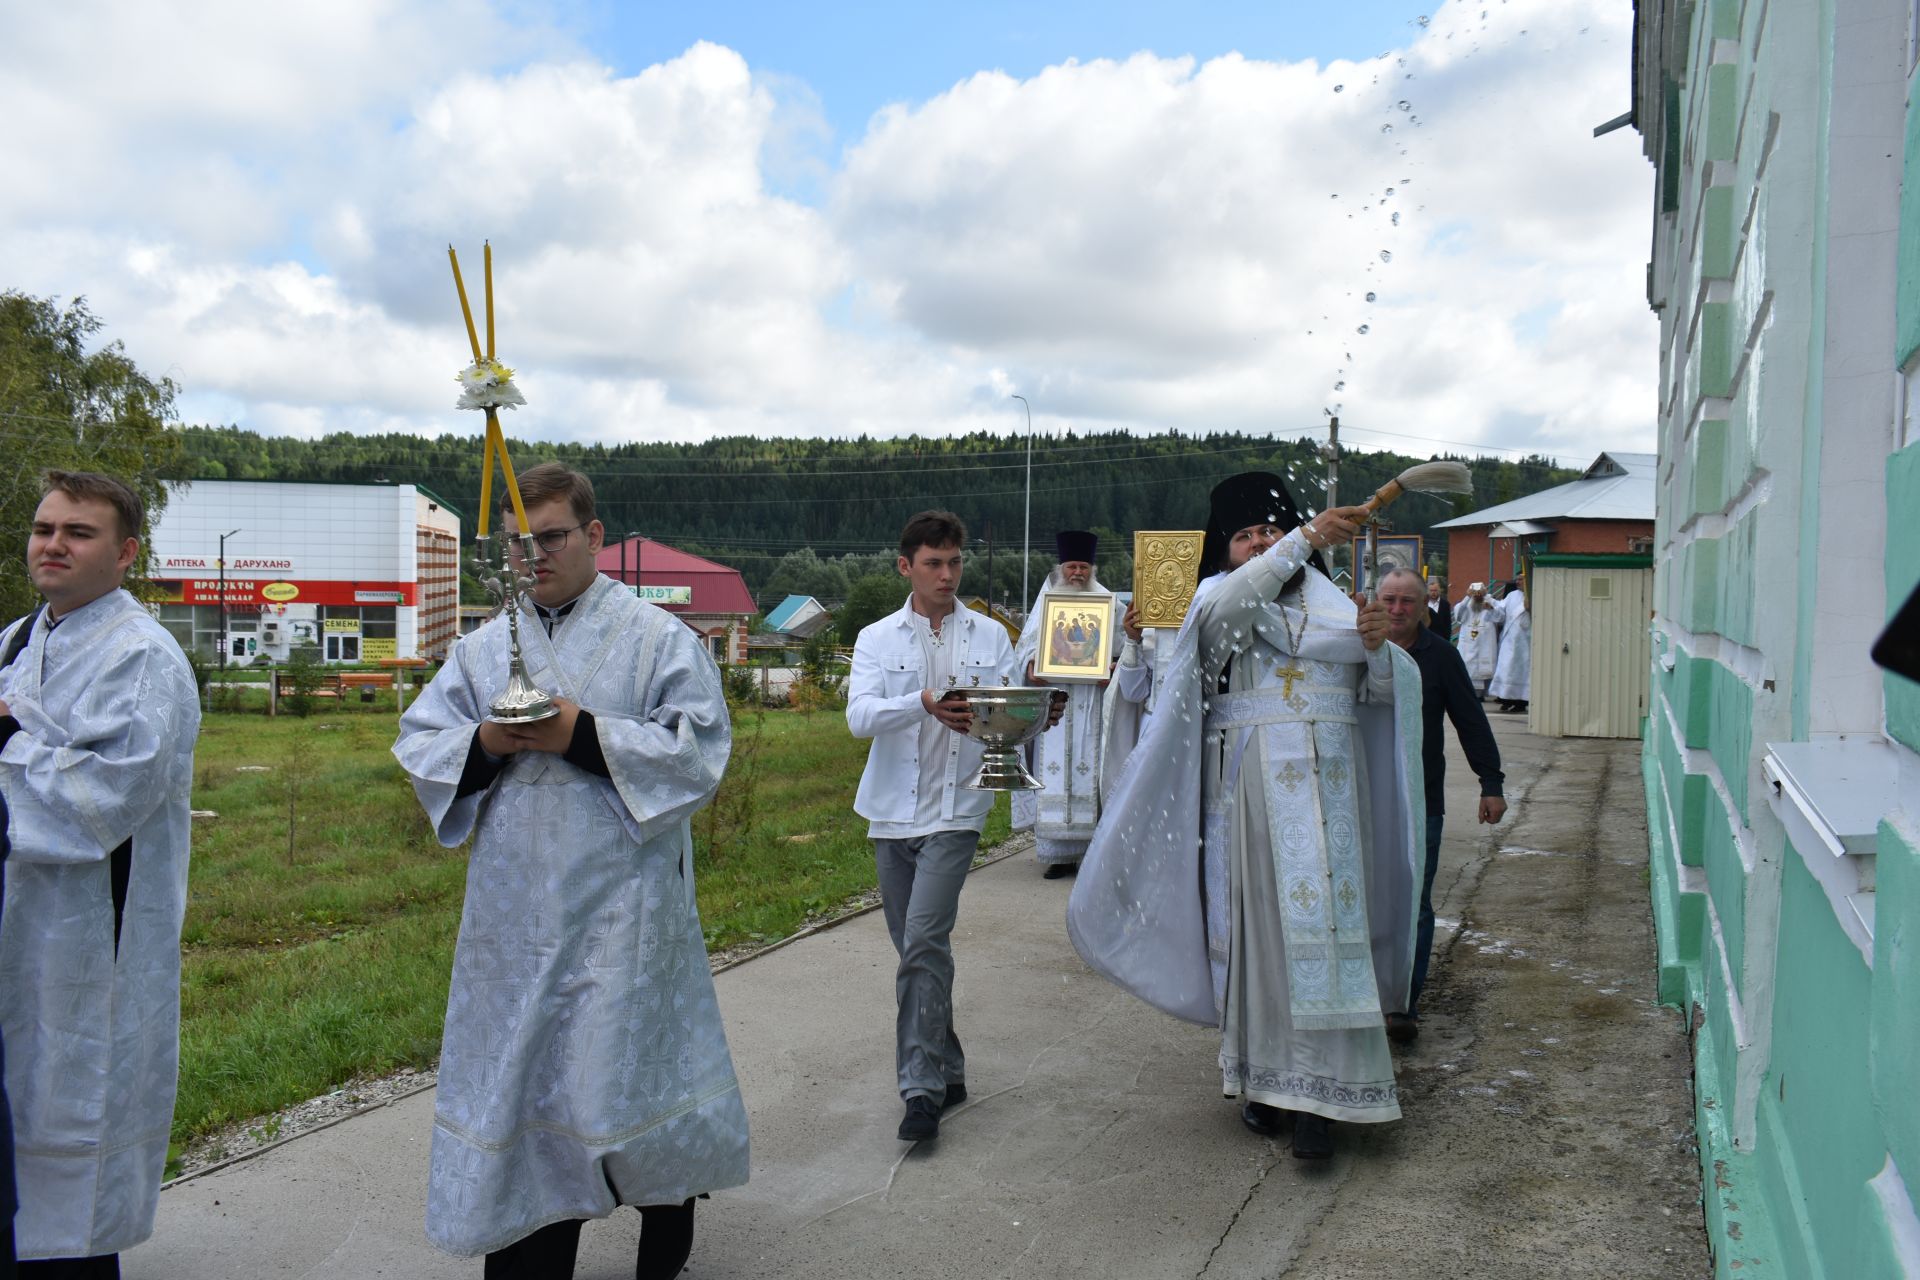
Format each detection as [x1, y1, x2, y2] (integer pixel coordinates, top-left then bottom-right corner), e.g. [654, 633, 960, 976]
[636, 1198, 695, 1280]
[898, 1095, 940, 1141]
[1241, 1100, 1290, 1137]
[1385, 1012, 1419, 1043]
[1292, 1113, 1333, 1160]
[941, 1082, 968, 1110]
[1043, 863, 1073, 879]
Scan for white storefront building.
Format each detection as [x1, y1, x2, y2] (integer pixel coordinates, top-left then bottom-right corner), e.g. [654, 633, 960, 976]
[146, 479, 463, 665]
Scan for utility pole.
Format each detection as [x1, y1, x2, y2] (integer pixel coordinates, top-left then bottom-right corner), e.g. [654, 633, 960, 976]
[1321, 416, 1341, 583]
[218, 528, 241, 671]
[1012, 394, 1033, 614]
[984, 518, 994, 621]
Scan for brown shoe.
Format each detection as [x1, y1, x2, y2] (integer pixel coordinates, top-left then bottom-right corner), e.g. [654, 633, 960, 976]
[1385, 1012, 1419, 1043]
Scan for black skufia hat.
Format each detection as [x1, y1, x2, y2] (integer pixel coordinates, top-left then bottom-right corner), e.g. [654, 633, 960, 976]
[1199, 471, 1328, 584]
[1055, 530, 1098, 564]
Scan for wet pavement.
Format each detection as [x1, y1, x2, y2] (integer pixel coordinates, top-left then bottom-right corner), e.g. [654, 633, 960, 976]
[127, 716, 1709, 1278]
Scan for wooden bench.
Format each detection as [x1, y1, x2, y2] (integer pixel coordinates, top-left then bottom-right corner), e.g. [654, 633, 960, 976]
[270, 670, 395, 704]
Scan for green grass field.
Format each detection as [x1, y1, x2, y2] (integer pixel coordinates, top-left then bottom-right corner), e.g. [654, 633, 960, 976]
[174, 702, 1007, 1148]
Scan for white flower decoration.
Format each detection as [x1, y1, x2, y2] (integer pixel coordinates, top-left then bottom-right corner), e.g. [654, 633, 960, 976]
[456, 358, 528, 411]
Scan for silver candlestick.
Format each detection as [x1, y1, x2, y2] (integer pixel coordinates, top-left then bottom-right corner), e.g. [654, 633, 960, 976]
[471, 532, 558, 723]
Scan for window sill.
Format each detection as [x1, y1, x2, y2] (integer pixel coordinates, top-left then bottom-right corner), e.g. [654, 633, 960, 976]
[1762, 737, 1899, 961]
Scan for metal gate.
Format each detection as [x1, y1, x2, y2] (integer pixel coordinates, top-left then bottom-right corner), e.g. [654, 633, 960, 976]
[1529, 556, 1654, 739]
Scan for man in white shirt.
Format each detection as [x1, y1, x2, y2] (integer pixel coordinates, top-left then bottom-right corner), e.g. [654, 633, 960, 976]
[846, 511, 1056, 1143]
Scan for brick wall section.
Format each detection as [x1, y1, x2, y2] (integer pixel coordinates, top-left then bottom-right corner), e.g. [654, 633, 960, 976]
[1443, 520, 1655, 600]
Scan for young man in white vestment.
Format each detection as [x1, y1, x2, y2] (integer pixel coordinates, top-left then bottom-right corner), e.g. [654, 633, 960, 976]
[394, 464, 747, 1280]
[847, 511, 1057, 1143]
[0, 471, 201, 1279]
[1011, 531, 1151, 879]
[1452, 582, 1503, 698]
[1068, 473, 1424, 1161]
[1489, 579, 1532, 714]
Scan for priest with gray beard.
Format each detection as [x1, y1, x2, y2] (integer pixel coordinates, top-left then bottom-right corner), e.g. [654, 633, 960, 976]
[1012, 531, 1151, 878]
[1069, 474, 1423, 1161]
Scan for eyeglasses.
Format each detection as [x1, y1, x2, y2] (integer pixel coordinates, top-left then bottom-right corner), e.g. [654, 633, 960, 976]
[509, 524, 588, 555]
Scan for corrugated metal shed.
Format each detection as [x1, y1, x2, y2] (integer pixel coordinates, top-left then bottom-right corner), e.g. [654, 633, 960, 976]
[1528, 553, 1654, 739]
[1435, 451, 1656, 529]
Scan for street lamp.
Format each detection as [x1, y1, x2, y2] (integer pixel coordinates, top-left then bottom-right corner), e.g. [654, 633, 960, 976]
[1011, 394, 1032, 613]
[217, 528, 241, 671]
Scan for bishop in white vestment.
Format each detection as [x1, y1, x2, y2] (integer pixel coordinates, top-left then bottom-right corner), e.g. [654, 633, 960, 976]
[1068, 474, 1423, 1159]
[394, 467, 747, 1275]
[1011, 531, 1150, 875]
[1, 473, 200, 1266]
[1453, 583, 1503, 695]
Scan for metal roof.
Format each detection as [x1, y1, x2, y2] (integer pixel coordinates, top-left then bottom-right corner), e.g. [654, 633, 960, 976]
[1433, 451, 1656, 529]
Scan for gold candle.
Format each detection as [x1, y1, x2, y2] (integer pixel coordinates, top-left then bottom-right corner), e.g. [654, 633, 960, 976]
[448, 246, 483, 362]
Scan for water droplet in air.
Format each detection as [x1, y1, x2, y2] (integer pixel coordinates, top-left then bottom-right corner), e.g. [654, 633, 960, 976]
[1365, 291, 1377, 302]
[1398, 100, 1412, 111]
[1380, 250, 1393, 262]
[1385, 187, 1396, 196]
[1334, 381, 1346, 391]
[1416, 14, 1431, 26]
[1381, 124, 1394, 134]
[1392, 212, 1401, 225]
[1334, 83, 1345, 93]
[1357, 324, 1370, 335]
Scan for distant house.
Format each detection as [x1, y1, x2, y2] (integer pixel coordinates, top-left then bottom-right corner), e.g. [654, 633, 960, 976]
[1431, 451, 1655, 597]
[764, 594, 834, 639]
[594, 537, 756, 663]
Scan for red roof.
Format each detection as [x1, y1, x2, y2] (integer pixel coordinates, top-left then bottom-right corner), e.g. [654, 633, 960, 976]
[594, 537, 756, 615]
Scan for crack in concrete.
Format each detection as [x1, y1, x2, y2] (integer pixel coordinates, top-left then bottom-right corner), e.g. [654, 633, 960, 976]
[1193, 1145, 1282, 1278]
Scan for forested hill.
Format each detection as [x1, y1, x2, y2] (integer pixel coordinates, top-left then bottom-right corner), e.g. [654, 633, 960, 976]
[176, 425, 1575, 606]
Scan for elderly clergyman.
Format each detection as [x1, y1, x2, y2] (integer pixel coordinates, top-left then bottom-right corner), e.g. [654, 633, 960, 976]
[395, 463, 747, 1280]
[1, 470, 201, 1276]
[1453, 582, 1502, 697]
[1013, 531, 1151, 878]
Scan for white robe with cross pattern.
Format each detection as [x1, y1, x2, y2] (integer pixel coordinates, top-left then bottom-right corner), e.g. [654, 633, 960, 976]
[0, 590, 199, 1260]
[393, 574, 748, 1257]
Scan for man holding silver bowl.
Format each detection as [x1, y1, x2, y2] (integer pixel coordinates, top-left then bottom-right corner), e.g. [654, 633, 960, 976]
[846, 510, 1063, 1144]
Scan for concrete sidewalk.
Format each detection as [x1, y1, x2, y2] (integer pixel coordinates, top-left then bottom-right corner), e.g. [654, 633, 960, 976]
[126, 720, 1710, 1278]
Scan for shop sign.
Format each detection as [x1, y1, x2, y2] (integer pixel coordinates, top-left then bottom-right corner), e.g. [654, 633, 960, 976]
[229, 555, 294, 574]
[355, 590, 405, 603]
[158, 555, 211, 572]
[323, 618, 360, 633]
[361, 638, 398, 661]
[632, 585, 693, 605]
[261, 582, 300, 602]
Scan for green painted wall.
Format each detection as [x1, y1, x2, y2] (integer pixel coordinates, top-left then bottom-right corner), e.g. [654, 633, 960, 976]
[1757, 853, 1903, 1279]
[1897, 94, 1920, 367]
[1871, 821, 1920, 1218]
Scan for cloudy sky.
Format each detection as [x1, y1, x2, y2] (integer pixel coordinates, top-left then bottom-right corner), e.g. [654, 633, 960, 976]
[0, 0, 1654, 463]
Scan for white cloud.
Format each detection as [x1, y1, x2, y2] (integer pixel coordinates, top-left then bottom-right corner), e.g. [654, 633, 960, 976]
[0, 0, 1654, 460]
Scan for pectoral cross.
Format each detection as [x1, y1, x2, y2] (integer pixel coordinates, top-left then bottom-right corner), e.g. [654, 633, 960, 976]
[1275, 663, 1306, 698]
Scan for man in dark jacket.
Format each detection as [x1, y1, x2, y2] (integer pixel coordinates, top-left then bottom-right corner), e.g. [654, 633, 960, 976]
[1378, 568, 1507, 1041]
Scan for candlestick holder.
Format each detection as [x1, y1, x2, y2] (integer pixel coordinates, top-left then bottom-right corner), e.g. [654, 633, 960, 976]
[471, 532, 559, 723]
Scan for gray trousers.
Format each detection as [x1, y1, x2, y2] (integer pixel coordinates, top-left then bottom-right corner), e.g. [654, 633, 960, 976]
[873, 830, 977, 1103]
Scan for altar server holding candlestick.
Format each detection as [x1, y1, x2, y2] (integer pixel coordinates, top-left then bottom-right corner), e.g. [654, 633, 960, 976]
[395, 251, 748, 1280]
